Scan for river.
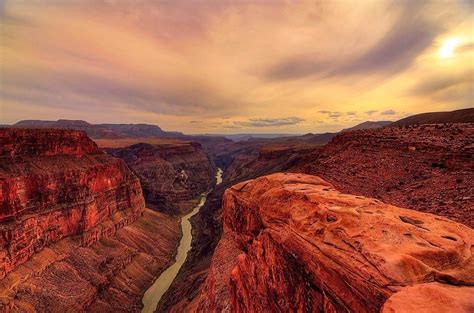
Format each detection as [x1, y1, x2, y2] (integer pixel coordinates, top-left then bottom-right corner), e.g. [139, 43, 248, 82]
[142, 168, 223, 313]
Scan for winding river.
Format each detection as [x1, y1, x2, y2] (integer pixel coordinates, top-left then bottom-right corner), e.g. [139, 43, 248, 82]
[142, 168, 223, 313]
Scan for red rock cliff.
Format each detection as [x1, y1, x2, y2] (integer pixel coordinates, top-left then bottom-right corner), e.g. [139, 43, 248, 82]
[195, 173, 473, 312]
[0, 128, 145, 279]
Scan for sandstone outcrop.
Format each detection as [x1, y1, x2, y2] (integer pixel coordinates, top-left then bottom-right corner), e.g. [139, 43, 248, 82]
[292, 123, 474, 227]
[0, 128, 145, 279]
[107, 142, 215, 214]
[195, 173, 473, 312]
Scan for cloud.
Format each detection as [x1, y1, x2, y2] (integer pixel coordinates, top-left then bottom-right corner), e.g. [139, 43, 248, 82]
[411, 71, 473, 96]
[233, 117, 304, 127]
[410, 70, 474, 108]
[381, 109, 397, 115]
[457, 42, 474, 53]
[319, 111, 355, 118]
[265, 1, 444, 81]
[0, 0, 471, 133]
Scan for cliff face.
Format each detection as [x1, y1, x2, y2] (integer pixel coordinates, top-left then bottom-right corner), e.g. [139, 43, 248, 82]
[292, 123, 474, 227]
[0, 209, 180, 312]
[196, 173, 473, 312]
[223, 144, 317, 183]
[107, 142, 215, 214]
[0, 128, 181, 311]
[0, 128, 145, 278]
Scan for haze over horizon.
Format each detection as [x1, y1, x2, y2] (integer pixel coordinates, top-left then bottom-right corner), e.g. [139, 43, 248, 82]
[1, 0, 473, 134]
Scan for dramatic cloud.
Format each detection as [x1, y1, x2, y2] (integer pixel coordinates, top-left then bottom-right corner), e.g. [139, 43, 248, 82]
[234, 117, 305, 128]
[264, 1, 451, 81]
[0, 0, 472, 133]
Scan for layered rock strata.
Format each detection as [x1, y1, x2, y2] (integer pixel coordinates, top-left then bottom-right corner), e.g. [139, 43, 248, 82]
[0, 128, 182, 311]
[107, 142, 215, 214]
[195, 173, 473, 312]
[0, 128, 146, 279]
[0, 209, 180, 312]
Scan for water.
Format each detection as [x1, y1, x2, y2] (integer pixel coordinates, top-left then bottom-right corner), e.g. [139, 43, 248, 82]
[141, 168, 223, 313]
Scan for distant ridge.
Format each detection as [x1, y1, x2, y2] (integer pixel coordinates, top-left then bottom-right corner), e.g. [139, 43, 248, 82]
[341, 121, 392, 132]
[13, 119, 184, 139]
[390, 108, 474, 127]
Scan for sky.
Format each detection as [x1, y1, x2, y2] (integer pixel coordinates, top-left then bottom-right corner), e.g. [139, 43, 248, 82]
[0, 0, 473, 134]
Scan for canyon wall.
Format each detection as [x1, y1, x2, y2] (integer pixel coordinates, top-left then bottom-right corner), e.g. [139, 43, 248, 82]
[0, 128, 145, 278]
[0, 209, 180, 312]
[196, 173, 474, 312]
[0, 128, 181, 311]
[292, 123, 474, 227]
[107, 142, 215, 214]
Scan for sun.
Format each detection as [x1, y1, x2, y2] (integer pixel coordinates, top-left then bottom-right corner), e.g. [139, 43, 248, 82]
[438, 37, 461, 58]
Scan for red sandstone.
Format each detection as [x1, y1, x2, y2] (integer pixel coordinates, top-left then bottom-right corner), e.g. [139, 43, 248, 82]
[0, 128, 182, 311]
[195, 173, 473, 312]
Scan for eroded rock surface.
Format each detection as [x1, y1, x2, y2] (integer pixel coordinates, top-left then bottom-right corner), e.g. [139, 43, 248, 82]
[195, 173, 473, 312]
[107, 142, 215, 214]
[0, 209, 180, 312]
[0, 128, 145, 278]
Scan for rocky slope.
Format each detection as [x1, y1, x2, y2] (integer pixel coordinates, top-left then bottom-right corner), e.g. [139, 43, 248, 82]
[390, 108, 474, 127]
[195, 173, 474, 312]
[0, 209, 180, 312]
[0, 128, 181, 311]
[106, 142, 215, 215]
[222, 144, 318, 183]
[341, 120, 392, 132]
[292, 123, 474, 227]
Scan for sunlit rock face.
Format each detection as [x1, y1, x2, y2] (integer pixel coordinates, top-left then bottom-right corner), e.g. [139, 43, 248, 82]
[106, 142, 215, 214]
[196, 173, 473, 313]
[0, 128, 145, 278]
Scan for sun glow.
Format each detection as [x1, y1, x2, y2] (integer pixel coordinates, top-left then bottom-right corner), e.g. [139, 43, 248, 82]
[438, 37, 461, 58]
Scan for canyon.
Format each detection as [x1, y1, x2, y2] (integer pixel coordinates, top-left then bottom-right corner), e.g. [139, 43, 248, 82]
[0, 115, 472, 312]
[159, 122, 474, 312]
